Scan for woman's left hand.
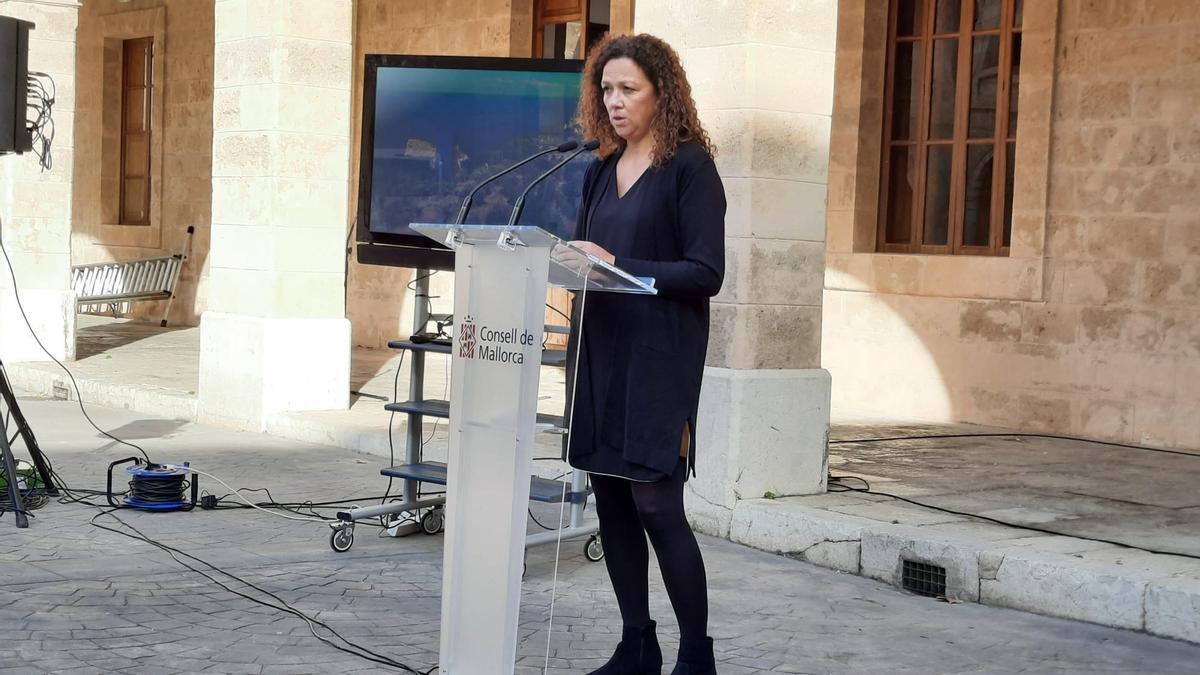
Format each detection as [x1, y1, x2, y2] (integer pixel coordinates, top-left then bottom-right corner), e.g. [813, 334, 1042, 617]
[566, 240, 616, 265]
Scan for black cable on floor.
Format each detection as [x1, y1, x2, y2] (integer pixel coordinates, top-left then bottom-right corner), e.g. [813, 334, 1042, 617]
[829, 432, 1199, 458]
[528, 508, 559, 531]
[827, 474, 1200, 562]
[90, 509, 437, 674]
[43, 471, 436, 668]
[0, 230, 150, 462]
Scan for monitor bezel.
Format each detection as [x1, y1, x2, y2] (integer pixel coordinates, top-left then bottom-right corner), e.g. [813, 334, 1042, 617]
[355, 54, 585, 270]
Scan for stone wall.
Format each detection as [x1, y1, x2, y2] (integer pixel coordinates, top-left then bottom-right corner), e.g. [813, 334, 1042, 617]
[71, 0, 214, 325]
[823, 0, 1200, 450]
[0, 0, 79, 362]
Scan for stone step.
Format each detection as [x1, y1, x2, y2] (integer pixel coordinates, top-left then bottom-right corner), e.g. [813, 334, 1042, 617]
[716, 495, 1200, 645]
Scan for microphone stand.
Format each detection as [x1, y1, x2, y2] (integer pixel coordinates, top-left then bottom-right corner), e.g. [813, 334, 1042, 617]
[455, 140, 578, 225]
[506, 140, 601, 228]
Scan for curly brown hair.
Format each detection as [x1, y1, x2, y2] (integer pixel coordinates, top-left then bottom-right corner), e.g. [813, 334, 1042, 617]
[578, 33, 716, 166]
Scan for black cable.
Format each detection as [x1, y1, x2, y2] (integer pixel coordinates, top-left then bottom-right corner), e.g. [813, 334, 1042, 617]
[401, 270, 447, 509]
[51, 476, 112, 508]
[0, 493, 47, 512]
[195, 478, 447, 528]
[830, 432, 1199, 458]
[3, 201, 420, 669]
[382, 351, 405, 505]
[406, 271, 436, 291]
[0, 503, 36, 520]
[545, 303, 570, 323]
[46, 467, 435, 669]
[0, 456, 46, 519]
[0, 345, 115, 519]
[528, 508, 560, 531]
[34, 453, 117, 510]
[418, 349, 449, 451]
[526, 471, 572, 531]
[206, 502, 405, 529]
[408, 271, 438, 325]
[341, 217, 356, 321]
[25, 73, 54, 172]
[0, 224, 150, 462]
[827, 474, 1200, 562]
[4, 391, 17, 445]
[127, 472, 188, 505]
[209, 488, 404, 508]
[90, 509, 437, 674]
[235, 493, 446, 508]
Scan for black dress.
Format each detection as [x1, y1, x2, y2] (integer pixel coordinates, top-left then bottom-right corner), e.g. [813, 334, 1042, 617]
[565, 141, 726, 482]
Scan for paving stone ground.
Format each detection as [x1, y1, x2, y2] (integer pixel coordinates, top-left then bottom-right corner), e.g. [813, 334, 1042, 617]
[2, 400, 1199, 674]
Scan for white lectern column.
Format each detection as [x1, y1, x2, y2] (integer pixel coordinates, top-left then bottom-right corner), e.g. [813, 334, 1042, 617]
[439, 239, 549, 672]
[410, 224, 654, 675]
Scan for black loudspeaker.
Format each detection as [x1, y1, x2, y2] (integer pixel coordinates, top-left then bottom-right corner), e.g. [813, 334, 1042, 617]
[0, 16, 33, 155]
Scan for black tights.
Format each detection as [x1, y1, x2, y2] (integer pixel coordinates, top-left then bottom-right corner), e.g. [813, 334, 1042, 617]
[589, 459, 708, 643]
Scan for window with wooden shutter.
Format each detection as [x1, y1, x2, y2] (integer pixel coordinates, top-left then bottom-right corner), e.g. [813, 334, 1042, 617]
[878, 0, 1022, 255]
[120, 37, 153, 226]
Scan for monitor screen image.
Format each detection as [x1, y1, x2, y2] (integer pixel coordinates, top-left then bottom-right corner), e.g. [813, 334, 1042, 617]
[357, 55, 588, 269]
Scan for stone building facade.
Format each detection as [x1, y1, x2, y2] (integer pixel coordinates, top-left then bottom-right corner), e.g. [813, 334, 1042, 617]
[0, 0, 1195, 517]
[823, 0, 1200, 451]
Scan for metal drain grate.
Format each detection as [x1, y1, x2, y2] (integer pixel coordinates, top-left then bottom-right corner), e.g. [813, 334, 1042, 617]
[902, 559, 947, 598]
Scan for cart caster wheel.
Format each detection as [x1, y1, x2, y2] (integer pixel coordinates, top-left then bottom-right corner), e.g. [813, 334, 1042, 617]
[330, 527, 354, 553]
[585, 534, 604, 562]
[421, 508, 444, 535]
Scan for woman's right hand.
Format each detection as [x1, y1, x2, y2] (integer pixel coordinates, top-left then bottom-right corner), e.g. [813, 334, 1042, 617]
[565, 240, 616, 266]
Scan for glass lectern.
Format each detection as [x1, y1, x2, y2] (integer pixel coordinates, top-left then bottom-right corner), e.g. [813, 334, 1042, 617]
[408, 223, 655, 675]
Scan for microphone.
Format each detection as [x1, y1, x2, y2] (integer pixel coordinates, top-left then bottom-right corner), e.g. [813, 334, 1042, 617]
[506, 139, 600, 227]
[454, 140, 579, 224]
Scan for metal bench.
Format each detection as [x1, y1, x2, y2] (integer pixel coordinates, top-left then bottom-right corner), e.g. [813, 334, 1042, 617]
[71, 226, 194, 327]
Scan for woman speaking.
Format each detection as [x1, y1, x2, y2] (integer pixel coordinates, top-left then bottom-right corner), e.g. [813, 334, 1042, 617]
[566, 33, 726, 675]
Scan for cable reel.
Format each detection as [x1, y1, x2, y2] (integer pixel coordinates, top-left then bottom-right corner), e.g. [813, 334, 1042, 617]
[106, 457, 198, 512]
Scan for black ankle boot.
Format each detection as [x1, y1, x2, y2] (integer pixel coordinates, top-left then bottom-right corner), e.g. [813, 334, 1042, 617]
[588, 621, 663, 674]
[670, 636, 716, 675]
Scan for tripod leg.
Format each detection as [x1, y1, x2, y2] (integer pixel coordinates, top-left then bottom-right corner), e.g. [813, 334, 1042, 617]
[0, 365, 55, 495]
[0, 427, 29, 528]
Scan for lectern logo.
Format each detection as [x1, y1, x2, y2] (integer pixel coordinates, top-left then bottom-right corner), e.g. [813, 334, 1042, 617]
[456, 318, 535, 366]
[458, 316, 477, 358]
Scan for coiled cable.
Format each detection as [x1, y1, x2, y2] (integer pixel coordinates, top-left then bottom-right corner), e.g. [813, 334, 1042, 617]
[127, 468, 189, 506]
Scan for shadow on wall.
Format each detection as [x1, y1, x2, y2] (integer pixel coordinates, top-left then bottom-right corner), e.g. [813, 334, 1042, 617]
[821, 262, 1200, 453]
[820, 272, 954, 426]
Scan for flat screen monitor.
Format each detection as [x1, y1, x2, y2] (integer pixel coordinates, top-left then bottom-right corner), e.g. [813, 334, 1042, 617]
[356, 55, 588, 270]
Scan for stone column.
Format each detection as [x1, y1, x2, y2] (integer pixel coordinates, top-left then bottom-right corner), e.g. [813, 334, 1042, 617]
[636, 0, 834, 536]
[0, 0, 79, 363]
[199, 0, 353, 430]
